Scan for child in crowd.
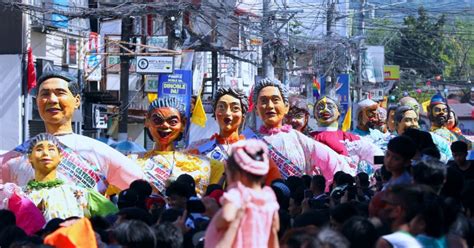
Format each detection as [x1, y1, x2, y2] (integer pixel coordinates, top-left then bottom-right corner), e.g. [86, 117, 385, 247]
[204, 139, 280, 248]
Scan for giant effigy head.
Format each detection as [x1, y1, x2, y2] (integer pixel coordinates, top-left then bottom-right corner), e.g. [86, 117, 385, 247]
[213, 87, 249, 133]
[314, 95, 341, 128]
[399, 96, 421, 116]
[427, 94, 449, 128]
[28, 133, 64, 175]
[394, 105, 420, 135]
[357, 99, 379, 130]
[285, 96, 310, 132]
[146, 97, 186, 144]
[253, 78, 289, 128]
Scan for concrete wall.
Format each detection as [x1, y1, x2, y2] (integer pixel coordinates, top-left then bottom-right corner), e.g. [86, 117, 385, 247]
[0, 55, 23, 150]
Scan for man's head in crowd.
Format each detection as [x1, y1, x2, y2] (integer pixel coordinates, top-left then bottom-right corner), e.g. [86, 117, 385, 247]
[402, 128, 438, 160]
[310, 175, 326, 196]
[384, 136, 417, 175]
[451, 141, 469, 167]
[394, 106, 419, 135]
[165, 181, 193, 210]
[254, 78, 289, 128]
[153, 222, 183, 248]
[35, 71, 81, 134]
[341, 216, 378, 248]
[380, 184, 429, 231]
[288, 187, 304, 218]
[412, 157, 447, 194]
[110, 220, 156, 247]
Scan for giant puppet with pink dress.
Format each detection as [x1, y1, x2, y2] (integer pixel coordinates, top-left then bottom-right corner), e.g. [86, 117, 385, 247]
[187, 87, 282, 185]
[310, 94, 383, 174]
[243, 78, 359, 184]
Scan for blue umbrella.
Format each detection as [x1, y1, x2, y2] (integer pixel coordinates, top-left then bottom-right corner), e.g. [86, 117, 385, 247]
[96, 137, 117, 146]
[114, 140, 146, 155]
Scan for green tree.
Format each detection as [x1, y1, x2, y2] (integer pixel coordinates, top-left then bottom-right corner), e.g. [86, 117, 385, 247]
[443, 19, 474, 80]
[391, 7, 447, 78]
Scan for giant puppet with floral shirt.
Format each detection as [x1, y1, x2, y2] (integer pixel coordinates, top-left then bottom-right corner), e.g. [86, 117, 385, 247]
[1, 133, 117, 222]
[188, 87, 281, 185]
[427, 94, 471, 148]
[310, 95, 383, 173]
[244, 78, 358, 185]
[132, 97, 224, 196]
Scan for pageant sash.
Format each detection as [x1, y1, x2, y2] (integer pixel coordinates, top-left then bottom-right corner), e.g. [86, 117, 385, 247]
[241, 128, 304, 178]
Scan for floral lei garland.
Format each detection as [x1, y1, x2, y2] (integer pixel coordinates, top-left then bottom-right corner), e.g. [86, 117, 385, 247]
[27, 179, 64, 190]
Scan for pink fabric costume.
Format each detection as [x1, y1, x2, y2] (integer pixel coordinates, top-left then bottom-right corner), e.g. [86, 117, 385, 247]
[244, 125, 357, 185]
[204, 182, 279, 248]
[311, 128, 360, 156]
[0, 183, 46, 235]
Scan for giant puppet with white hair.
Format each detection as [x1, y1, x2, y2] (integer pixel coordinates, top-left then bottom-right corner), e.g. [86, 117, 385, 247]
[310, 93, 383, 174]
[244, 78, 359, 185]
[352, 99, 388, 149]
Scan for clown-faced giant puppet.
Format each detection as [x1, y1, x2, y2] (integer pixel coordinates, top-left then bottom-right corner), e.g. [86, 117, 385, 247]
[136, 97, 223, 195]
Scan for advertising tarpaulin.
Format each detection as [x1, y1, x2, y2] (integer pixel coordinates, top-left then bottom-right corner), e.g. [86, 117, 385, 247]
[158, 70, 193, 118]
[85, 32, 101, 81]
[362, 46, 385, 84]
[384, 65, 400, 81]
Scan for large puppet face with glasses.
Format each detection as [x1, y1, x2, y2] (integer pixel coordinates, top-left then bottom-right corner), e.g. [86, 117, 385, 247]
[429, 103, 448, 128]
[29, 140, 62, 176]
[214, 94, 243, 134]
[256, 86, 289, 128]
[146, 107, 184, 146]
[314, 97, 340, 127]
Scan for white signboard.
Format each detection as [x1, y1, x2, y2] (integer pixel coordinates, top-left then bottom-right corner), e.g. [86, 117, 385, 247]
[136, 56, 174, 74]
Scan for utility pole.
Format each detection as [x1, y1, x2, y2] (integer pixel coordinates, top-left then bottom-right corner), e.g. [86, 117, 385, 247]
[262, 0, 274, 79]
[118, 17, 133, 141]
[356, 0, 367, 102]
[325, 0, 336, 90]
[282, 0, 289, 86]
[326, 0, 335, 37]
